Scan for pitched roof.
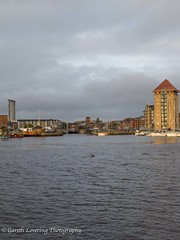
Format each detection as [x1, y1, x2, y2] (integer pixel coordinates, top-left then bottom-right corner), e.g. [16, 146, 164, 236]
[153, 79, 179, 92]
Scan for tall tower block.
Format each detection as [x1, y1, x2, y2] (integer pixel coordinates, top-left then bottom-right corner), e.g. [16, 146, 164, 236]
[8, 99, 16, 122]
[153, 79, 179, 131]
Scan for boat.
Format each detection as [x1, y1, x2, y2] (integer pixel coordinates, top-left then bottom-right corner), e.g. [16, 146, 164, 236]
[166, 131, 180, 137]
[22, 130, 37, 137]
[10, 133, 24, 138]
[135, 130, 146, 136]
[98, 132, 107, 136]
[39, 132, 63, 137]
[146, 132, 167, 137]
[0, 135, 10, 140]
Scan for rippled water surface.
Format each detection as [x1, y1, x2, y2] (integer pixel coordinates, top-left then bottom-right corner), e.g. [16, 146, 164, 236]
[0, 135, 180, 240]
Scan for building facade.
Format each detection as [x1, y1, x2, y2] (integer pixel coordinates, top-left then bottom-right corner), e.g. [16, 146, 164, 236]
[0, 115, 8, 127]
[86, 116, 91, 126]
[8, 99, 16, 122]
[144, 105, 154, 130]
[153, 79, 179, 131]
[17, 119, 62, 130]
[119, 117, 144, 131]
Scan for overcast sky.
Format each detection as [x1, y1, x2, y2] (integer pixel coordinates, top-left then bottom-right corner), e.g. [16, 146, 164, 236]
[1, 0, 180, 122]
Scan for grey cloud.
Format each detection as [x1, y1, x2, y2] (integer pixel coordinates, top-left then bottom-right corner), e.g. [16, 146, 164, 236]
[1, 0, 180, 121]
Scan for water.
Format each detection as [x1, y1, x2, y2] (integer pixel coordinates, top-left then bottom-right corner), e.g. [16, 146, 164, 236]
[0, 135, 180, 240]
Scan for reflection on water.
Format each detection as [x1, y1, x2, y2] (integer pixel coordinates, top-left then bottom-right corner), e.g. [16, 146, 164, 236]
[146, 136, 179, 145]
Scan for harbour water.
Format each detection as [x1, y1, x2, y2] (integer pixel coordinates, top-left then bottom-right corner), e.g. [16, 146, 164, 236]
[0, 135, 180, 240]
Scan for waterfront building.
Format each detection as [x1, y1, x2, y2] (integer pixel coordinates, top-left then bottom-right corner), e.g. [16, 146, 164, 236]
[134, 116, 144, 130]
[107, 121, 120, 131]
[8, 99, 16, 122]
[17, 119, 62, 130]
[119, 118, 134, 131]
[144, 105, 154, 130]
[153, 79, 179, 131]
[0, 115, 8, 127]
[86, 116, 91, 126]
[119, 117, 144, 131]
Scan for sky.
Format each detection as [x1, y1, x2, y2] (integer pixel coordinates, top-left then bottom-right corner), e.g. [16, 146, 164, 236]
[1, 0, 180, 122]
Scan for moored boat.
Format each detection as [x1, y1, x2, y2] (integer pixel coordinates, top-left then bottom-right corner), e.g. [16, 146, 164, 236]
[98, 132, 107, 136]
[166, 131, 180, 137]
[22, 131, 37, 137]
[0, 135, 10, 140]
[146, 132, 167, 137]
[10, 133, 24, 138]
[135, 130, 146, 136]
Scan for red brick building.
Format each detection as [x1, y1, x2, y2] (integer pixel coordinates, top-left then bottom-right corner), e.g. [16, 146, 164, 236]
[119, 117, 144, 131]
[0, 115, 8, 127]
[86, 116, 91, 126]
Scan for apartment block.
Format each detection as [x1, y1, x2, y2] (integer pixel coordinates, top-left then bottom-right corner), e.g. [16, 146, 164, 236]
[153, 79, 179, 131]
[17, 119, 62, 130]
[119, 117, 144, 131]
[144, 105, 154, 130]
